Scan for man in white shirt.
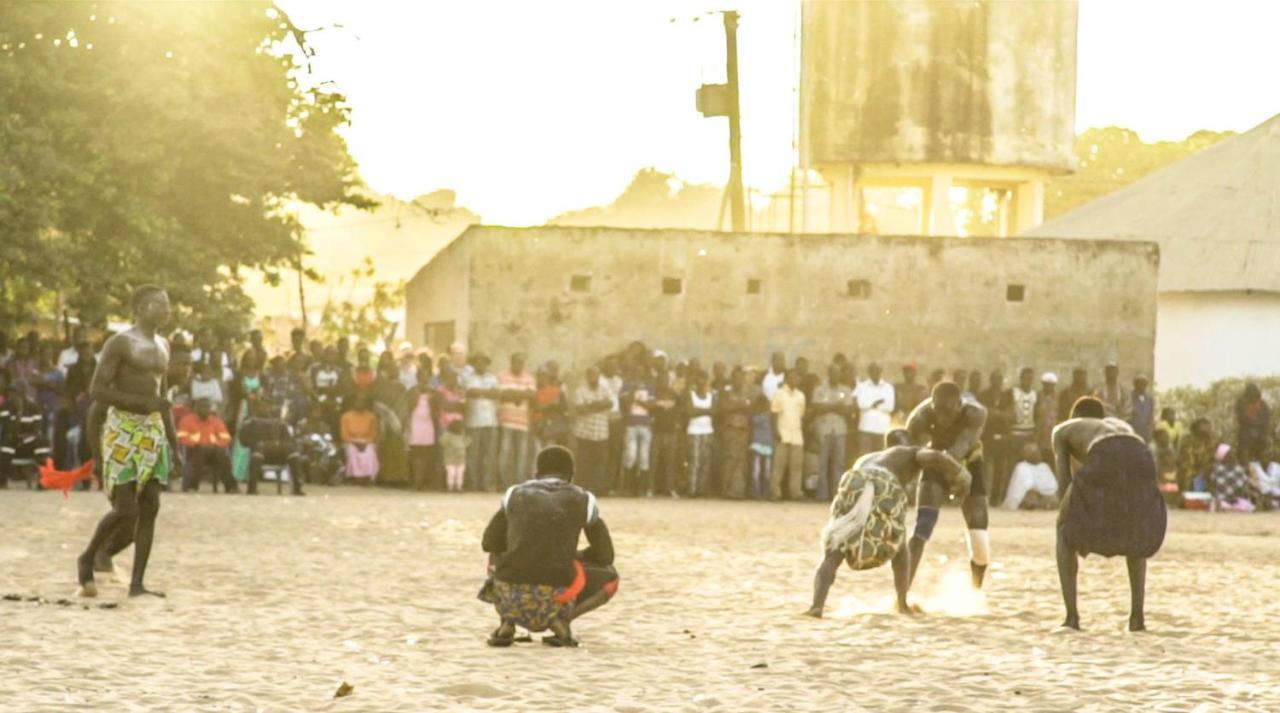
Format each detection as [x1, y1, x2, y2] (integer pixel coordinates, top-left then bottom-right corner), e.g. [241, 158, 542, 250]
[761, 352, 786, 400]
[854, 363, 895, 458]
[58, 327, 89, 374]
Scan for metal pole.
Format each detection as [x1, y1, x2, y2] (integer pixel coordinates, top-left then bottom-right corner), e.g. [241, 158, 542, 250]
[724, 11, 746, 233]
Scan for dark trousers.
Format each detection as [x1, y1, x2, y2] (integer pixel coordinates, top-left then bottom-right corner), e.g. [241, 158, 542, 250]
[183, 446, 236, 492]
[574, 438, 610, 494]
[249, 444, 305, 494]
[408, 444, 441, 490]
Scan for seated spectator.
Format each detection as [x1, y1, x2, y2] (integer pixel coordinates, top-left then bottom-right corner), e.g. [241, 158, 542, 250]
[264, 355, 306, 424]
[1150, 428, 1180, 502]
[176, 398, 236, 493]
[1209, 444, 1253, 512]
[1247, 453, 1280, 510]
[340, 393, 380, 483]
[1153, 407, 1185, 452]
[479, 446, 619, 648]
[1001, 442, 1059, 510]
[0, 388, 51, 488]
[295, 404, 342, 486]
[1177, 418, 1216, 494]
[239, 399, 306, 496]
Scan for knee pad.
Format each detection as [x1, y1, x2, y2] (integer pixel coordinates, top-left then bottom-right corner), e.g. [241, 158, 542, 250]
[913, 507, 940, 541]
[966, 529, 991, 566]
[961, 495, 989, 530]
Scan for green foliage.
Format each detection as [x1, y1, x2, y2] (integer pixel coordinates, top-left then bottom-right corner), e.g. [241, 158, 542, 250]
[1159, 376, 1280, 443]
[1045, 127, 1235, 219]
[316, 257, 405, 346]
[0, 1, 373, 332]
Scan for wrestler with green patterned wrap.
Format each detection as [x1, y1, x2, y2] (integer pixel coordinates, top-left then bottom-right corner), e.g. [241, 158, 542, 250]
[76, 285, 181, 599]
[805, 429, 970, 618]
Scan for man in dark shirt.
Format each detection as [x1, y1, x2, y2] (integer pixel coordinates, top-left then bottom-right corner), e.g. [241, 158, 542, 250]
[239, 399, 305, 495]
[480, 445, 618, 647]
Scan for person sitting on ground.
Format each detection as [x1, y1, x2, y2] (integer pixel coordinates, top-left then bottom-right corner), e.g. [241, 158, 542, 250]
[805, 429, 968, 618]
[1209, 444, 1254, 512]
[1247, 449, 1280, 511]
[1177, 418, 1216, 494]
[239, 399, 305, 496]
[295, 403, 342, 486]
[176, 398, 236, 493]
[1150, 428, 1180, 503]
[1001, 442, 1060, 510]
[479, 445, 619, 648]
[1052, 396, 1167, 631]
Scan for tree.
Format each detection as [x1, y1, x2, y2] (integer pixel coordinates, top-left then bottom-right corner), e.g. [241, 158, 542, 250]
[0, 1, 373, 332]
[315, 257, 405, 346]
[547, 168, 722, 230]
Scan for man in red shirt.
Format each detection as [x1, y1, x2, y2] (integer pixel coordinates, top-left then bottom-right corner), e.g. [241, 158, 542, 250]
[177, 398, 235, 492]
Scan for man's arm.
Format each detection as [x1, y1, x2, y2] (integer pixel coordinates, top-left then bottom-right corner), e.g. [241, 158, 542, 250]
[580, 516, 614, 567]
[481, 508, 508, 554]
[905, 401, 932, 446]
[915, 447, 970, 495]
[947, 403, 987, 461]
[88, 336, 163, 414]
[879, 384, 895, 414]
[1052, 421, 1074, 496]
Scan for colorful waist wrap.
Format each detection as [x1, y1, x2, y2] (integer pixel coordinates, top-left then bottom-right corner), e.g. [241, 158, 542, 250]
[103, 407, 171, 493]
[822, 464, 908, 570]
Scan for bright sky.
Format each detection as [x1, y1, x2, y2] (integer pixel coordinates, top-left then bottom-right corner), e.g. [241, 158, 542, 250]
[280, 0, 1280, 226]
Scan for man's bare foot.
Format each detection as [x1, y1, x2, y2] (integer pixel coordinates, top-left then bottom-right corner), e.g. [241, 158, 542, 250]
[1060, 616, 1081, 631]
[1128, 616, 1146, 632]
[895, 601, 923, 616]
[76, 553, 97, 597]
[802, 606, 823, 619]
[486, 622, 515, 647]
[76, 582, 98, 598]
[128, 586, 165, 598]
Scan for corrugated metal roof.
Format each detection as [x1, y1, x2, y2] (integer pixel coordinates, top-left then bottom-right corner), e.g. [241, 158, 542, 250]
[1023, 113, 1280, 293]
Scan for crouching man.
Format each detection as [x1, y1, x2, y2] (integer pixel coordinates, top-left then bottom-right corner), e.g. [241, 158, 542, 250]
[479, 445, 619, 647]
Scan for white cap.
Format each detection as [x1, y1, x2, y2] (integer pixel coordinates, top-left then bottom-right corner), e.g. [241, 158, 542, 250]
[1041, 372, 1058, 384]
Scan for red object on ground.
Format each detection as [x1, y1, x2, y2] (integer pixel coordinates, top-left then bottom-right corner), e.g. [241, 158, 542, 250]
[38, 459, 96, 497]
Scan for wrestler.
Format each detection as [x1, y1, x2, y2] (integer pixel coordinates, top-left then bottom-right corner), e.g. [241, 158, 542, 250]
[479, 445, 618, 648]
[905, 381, 990, 589]
[805, 429, 970, 617]
[76, 285, 180, 598]
[1053, 397, 1167, 631]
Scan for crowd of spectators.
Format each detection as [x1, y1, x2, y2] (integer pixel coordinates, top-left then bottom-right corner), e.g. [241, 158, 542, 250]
[2, 327, 1278, 511]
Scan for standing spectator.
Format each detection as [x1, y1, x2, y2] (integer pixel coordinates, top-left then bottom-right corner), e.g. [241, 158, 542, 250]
[399, 369, 440, 491]
[5, 338, 37, 401]
[397, 348, 419, 390]
[287, 328, 311, 370]
[190, 362, 226, 417]
[748, 393, 774, 500]
[1129, 375, 1156, 442]
[309, 346, 344, 426]
[1154, 408, 1186, 453]
[437, 366, 466, 432]
[229, 354, 265, 482]
[572, 366, 612, 494]
[264, 355, 306, 424]
[951, 369, 969, 396]
[176, 398, 235, 492]
[770, 370, 807, 501]
[810, 364, 852, 501]
[1001, 367, 1039, 505]
[340, 393, 380, 483]
[599, 356, 625, 492]
[716, 368, 753, 499]
[351, 345, 376, 394]
[1235, 382, 1271, 462]
[58, 326, 89, 373]
[894, 363, 928, 422]
[463, 353, 501, 492]
[648, 372, 681, 498]
[532, 362, 570, 451]
[979, 370, 1011, 498]
[448, 342, 470, 379]
[497, 353, 537, 487]
[242, 329, 268, 372]
[191, 328, 232, 385]
[373, 359, 407, 411]
[685, 371, 715, 497]
[0, 389, 50, 488]
[762, 352, 786, 399]
[853, 363, 895, 459]
[1035, 373, 1060, 461]
[34, 343, 65, 449]
[1094, 362, 1132, 420]
[618, 364, 654, 496]
[1058, 367, 1091, 423]
[441, 420, 469, 492]
[1177, 418, 1216, 493]
[64, 340, 97, 466]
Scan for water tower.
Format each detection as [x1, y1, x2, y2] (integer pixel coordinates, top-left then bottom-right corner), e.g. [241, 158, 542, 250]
[800, 0, 1077, 236]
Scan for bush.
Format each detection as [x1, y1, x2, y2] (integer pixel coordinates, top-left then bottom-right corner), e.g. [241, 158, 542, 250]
[1159, 376, 1280, 445]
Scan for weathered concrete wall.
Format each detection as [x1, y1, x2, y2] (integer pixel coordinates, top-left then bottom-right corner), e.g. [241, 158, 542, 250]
[801, 0, 1077, 171]
[404, 233, 473, 355]
[406, 225, 1158, 381]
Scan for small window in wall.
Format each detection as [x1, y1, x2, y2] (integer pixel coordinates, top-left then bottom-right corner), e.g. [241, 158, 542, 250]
[570, 274, 591, 292]
[1006, 284, 1026, 302]
[663, 277, 683, 295]
[746, 278, 761, 295]
[846, 279, 871, 300]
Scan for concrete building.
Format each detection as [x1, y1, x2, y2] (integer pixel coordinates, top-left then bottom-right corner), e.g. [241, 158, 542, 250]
[800, 0, 1078, 236]
[1025, 113, 1280, 388]
[406, 225, 1157, 379]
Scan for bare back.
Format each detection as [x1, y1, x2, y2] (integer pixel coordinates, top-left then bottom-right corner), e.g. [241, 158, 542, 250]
[1052, 417, 1137, 484]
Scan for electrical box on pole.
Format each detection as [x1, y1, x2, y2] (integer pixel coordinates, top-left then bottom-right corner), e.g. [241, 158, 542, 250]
[694, 11, 745, 232]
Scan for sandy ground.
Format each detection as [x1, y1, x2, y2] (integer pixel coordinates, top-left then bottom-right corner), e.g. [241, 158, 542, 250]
[1, 487, 1278, 712]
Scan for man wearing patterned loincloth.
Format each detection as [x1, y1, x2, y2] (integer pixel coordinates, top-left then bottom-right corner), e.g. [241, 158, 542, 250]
[479, 445, 619, 647]
[905, 381, 991, 590]
[76, 285, 181, 598]
[805, 430, 970, 617]
[1053, 396, 1167, 631]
